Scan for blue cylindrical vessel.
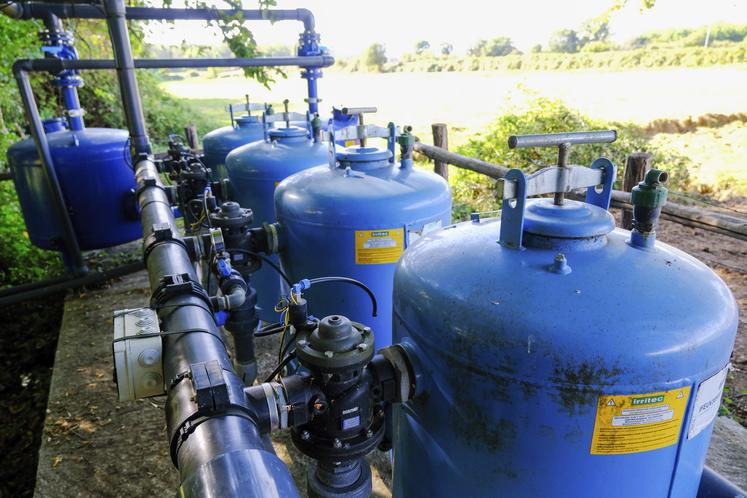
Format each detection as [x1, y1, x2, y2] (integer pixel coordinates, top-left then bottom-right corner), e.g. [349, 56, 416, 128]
[391, 198, 738, 497]
[7, 127, 141, 252]
[203, 115, 264, 181]
[275, 141, 451, 349]
[226, 125, 327, 322]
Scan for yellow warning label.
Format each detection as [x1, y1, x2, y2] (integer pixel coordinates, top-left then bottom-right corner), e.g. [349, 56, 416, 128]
[355, 229, 404, 265]
[344, 139, 358, 147]
[591, 387, 691, 455]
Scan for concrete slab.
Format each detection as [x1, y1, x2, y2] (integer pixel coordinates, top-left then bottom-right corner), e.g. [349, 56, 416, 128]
[35, 271, 746, 497]
[34, 271, 177, 498]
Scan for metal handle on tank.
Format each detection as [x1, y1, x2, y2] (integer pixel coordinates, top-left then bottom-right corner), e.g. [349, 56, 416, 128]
[498, 130, 618, 249]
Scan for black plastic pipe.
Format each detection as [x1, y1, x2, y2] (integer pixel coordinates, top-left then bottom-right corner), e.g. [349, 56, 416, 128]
[134, 157, 300, 497]
[5, 2, 315, 31]
[0, 261, 144, 307]
[103, 0, 150, 155]
[13, 55, 335, 72]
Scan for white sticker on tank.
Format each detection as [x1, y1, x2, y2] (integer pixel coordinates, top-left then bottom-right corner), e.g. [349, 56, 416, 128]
[688, 365, 729, 439]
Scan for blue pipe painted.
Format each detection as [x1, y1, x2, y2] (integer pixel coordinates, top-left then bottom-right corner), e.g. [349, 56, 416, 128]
[39, 15, 85, 131]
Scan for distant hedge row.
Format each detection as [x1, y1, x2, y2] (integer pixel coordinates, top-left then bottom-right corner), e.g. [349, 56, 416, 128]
[385, 44, 747, 73]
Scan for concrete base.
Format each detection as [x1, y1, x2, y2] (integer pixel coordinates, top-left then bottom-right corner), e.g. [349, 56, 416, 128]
[34, 270, 746, 496]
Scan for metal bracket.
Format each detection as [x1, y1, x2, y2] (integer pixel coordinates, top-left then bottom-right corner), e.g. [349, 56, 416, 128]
[499, 165, 604, 200]
[499, 169, 528, 249]
[327, 121, 398, 168]
[584, 158, 616, 210]
[498, 159, 615, 249]
[191, 360, 230, 411]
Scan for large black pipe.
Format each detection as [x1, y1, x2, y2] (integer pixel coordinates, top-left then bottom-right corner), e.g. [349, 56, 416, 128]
[103, 0, 150, 155]
[14, 68, 87, 275]
[101, 0, 298, 491]
[13, 55, 335, 72]
[134, 157, 300, 497]
[5, 2, 315, 31]
[0, 261, 144, 307]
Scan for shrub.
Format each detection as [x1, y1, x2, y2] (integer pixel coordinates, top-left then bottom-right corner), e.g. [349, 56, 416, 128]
[451, 95, 693, 215]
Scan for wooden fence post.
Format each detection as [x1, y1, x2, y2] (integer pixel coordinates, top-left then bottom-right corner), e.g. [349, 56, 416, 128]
[184, 124, 199, 151]
[431, 123, 449, 181]
[621, 152, 653, 229]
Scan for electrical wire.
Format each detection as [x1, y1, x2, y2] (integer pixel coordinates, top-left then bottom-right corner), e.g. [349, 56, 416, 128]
[306, 276, 378, 317]
[254, 322, 285, 337]
[263, 352, 296, 383]
[229, 248, 292, 286]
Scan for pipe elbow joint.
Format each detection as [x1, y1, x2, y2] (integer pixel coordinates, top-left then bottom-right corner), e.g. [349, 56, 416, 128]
[1, 1, 24, 19]
[295, 8, 315, 31]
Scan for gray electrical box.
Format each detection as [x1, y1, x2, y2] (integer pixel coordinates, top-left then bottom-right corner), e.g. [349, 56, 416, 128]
[112, 308, 165, 401]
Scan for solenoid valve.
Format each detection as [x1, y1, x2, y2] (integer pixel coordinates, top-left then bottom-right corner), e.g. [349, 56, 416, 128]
[112, 308, 165, 401]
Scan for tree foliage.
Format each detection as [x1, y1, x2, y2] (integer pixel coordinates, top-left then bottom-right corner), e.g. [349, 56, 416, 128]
[468, 37, 517, 57]
[415, 40, 431, 55]
[452, 94, 693, 217]
[440, 42, 453, 56]
[548, 29, 580, 53]
[364, 43, 387, 69]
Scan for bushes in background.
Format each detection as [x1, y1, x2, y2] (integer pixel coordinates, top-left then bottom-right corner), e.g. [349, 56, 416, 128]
[450, 95, 693, 217]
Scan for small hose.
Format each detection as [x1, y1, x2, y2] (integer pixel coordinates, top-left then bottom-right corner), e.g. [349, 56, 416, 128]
[306, 276, 377, 317]
[264, 353, 296, 383]
[230, 248, 292, 286]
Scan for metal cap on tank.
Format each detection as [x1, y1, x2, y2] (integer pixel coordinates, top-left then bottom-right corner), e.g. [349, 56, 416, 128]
[296, 315, 374, 372]
[235, 115, 260, 128]
[523, 199, 615, 239]
[336, 146, 392, 170]
[268, 125, 309, 142]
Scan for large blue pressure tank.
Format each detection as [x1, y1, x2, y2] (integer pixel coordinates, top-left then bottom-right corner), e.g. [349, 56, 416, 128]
[275, 123, 451, 348]
[203, 113, 264, 182]
[8, 126, 141, 252]
[226, 122, 327, 322]
[391, 160, 737, 497]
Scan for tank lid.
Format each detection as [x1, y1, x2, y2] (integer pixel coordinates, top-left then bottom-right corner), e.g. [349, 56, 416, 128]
[523, 198, 615, 239]
[337, 146, 392, 163]
[235, 115, 260, 127]
[268, 125, 308, 139]
[42, 117, 67, 133]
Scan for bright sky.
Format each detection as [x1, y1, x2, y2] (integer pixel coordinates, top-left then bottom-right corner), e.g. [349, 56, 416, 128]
[144, 0, 747, 57]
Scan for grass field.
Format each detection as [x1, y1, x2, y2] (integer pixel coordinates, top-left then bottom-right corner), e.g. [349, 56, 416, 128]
[163, 65, 747, 195]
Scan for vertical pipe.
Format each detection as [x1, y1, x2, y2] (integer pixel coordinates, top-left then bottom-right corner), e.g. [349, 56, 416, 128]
[554, 143, 570, 206]
[42, 13, 85, 131]
[306, 77, 319, 114]
[14, 67, 87, 274]
[61, 87, 84, 131]
[103, 0, 151, 155]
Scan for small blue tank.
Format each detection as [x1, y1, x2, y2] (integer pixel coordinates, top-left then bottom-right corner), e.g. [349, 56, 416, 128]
[275, 123, 451, 348]
[8, 126, 141, 252]
[203, 108, 265, 182]
[226, 120, 327, 322]
[391, 156, 737, 497]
